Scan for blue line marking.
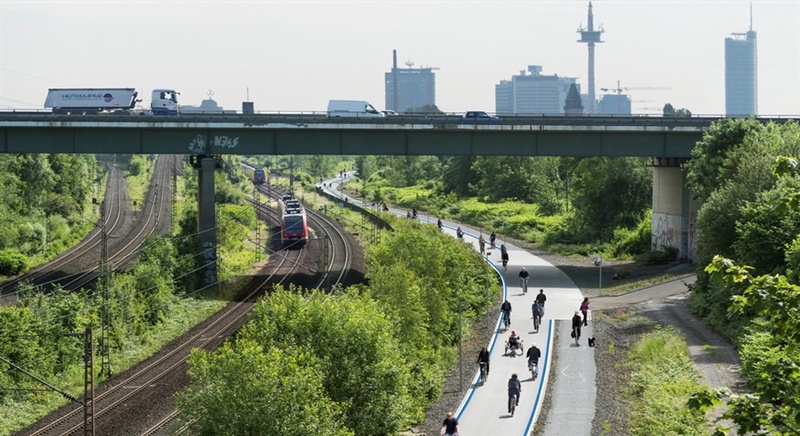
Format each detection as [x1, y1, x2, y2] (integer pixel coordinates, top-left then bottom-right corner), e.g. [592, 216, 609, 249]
[523, 318, 554, 434]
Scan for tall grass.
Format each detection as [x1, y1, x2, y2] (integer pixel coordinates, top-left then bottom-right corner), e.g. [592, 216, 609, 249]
[626, 326, 708, 435]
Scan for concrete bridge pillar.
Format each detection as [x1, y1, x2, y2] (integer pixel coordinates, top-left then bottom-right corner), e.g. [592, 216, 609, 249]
[198, 156, 217, 285]
[652, 160, 698, 263]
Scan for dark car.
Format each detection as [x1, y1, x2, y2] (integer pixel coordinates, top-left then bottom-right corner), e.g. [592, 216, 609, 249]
[462, 111, 500, 122]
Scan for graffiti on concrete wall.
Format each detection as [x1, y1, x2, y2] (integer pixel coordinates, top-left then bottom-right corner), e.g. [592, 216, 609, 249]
[652, 212, 682, 254]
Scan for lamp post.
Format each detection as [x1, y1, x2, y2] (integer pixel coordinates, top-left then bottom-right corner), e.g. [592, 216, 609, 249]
[591, 254, 603, 295]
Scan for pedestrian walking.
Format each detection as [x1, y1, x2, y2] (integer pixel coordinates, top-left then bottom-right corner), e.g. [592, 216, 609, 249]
[478, 234, 486, 257]
[571, 310, 582, 346]
[580, 297, 590, 326]
[441, 411, 459, 436]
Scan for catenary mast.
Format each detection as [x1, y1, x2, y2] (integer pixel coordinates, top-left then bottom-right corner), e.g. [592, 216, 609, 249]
[577, 1, 604, 114]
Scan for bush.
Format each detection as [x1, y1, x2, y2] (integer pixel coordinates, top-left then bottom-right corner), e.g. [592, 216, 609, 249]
[0, 249, 28, 275]
[611, 213, 652, 257]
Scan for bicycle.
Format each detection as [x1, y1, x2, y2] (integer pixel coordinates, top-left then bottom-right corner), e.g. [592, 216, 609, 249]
[479, 361, 488, 384]
[508, 393, 518, 416]
[529, 360, 538, 381]
[504, 339, 523, 356]
[533, 313, 541, 332]
[520, 277, 528, 294]
[502, 311, 511, 330]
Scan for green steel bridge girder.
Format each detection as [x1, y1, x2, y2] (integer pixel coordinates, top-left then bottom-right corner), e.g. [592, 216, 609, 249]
[0, 126, 703, 158]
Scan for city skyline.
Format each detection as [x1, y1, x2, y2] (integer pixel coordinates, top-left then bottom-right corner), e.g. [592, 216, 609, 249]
[1, 1, 799, 116]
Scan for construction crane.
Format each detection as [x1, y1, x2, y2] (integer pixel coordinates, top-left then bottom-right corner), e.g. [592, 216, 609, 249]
[404, 59, 440, 71]
[601, 80, 670, 94]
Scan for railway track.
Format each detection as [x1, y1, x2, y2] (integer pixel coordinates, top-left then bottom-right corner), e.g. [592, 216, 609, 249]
[18, 179, 360, 436]
[0, 155, 178, 302]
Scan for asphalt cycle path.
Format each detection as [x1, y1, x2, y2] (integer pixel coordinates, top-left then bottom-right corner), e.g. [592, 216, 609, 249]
[319, 176, 590, 434]
[449, 230, 586, 436]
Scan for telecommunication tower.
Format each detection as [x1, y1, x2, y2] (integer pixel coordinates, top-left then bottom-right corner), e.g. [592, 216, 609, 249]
[577, 1, 604, 114]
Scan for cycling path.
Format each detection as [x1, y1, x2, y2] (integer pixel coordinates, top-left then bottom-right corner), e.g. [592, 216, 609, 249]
[320, 176, 690, 435]
[446, 226, 588, 436]
[321, 176, 588, 435]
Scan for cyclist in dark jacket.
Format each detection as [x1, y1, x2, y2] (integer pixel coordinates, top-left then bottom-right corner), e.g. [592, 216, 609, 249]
[507, 373, 521, 412]
[477, 346, 490, 378]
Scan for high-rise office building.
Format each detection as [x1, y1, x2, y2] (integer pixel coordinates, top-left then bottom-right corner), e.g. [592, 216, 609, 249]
[385, 50, 436, 112]
[495, 65, 579, 115]
[725, 9, 757, 116]
[597, 94, 631, 115]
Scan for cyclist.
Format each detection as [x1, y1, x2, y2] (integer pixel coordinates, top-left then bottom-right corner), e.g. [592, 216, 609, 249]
[456, 227, 464, 239]
[500, 244, 509, 270]
[441, 411, 459, 436]
[519, 267, 529, 294]
[507, 373, 521, 414]
[507, 330, 521, 352]
[437, 218, 443, 231]
[531, 301, 544, 332]
[535, 289, 547, 307]
[526, 343, 541, 380]
[501, 299, 512, 328]
[477, 346, 490, 381]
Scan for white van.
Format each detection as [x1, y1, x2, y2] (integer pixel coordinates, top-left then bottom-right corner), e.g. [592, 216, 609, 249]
[327, 100, 385, 118]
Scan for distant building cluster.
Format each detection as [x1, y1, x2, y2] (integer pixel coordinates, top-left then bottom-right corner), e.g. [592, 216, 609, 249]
[381, 2, 757, 117]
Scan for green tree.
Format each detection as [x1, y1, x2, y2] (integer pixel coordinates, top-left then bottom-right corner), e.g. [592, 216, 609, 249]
[238, 288, 415, 435]
[405, 104, 442, 114]
[307, 155, 338, 180]
[663, 103, 692, 117]
[441, 155, 478, 197]
[689, 157, 800, 435]
[569, 157, 651, 240]
[179, 341, 353, 436]
[685, 118, 766, 203]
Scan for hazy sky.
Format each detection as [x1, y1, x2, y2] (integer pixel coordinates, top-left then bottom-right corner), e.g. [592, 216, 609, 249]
[1, 0, 799, 116]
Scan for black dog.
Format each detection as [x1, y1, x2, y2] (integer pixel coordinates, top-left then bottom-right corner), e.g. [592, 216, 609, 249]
[587, 337, 596, 347]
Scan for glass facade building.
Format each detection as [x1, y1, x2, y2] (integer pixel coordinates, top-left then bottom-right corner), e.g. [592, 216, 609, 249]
[385, 67, 436, 113]
[725, 30, 757, 116]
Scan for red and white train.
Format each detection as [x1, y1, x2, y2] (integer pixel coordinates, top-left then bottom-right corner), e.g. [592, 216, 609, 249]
[279, 194, 308, 246]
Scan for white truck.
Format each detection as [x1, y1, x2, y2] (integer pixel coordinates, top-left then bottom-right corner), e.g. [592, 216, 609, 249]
[44, 88, 180, 115]
[327, 100, 385, 118]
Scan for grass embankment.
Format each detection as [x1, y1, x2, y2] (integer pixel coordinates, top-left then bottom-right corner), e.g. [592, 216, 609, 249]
[600, 310, 709, 436]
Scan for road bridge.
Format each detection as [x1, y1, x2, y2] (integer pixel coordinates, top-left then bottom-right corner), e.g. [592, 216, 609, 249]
[0, 112, 723, 157]
[2, 113, 793, 282]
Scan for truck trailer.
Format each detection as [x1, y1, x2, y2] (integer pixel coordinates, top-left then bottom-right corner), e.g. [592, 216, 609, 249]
[327, 100, 385, 118]
[44, 88, 180, 115]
